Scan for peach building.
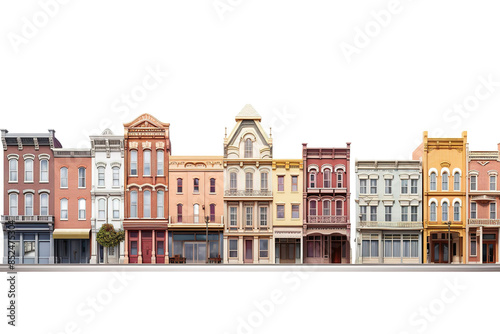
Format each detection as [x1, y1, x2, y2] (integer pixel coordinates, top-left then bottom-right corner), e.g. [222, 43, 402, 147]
[168, 156, 224, 263]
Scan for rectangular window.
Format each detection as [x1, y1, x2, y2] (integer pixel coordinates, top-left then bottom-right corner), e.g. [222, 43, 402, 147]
[490, 175, 497, 191]
[385, 179, 392, 194]
[360, 206, 367, 221]
[259, 239, 269, 258]
[157, 150, 164, 176]
[370, 179, 377, 194]
[40, 194, 48, 215]
[130, 192, 138, 218]
[336, 201, 342, 216]
[9, 159, 18, 182]
[385, 206, 392, 222]
[337, 172, 343, 188]
[260, 207, 268, 226]
[245, 173, 253, 191]
[113, 199, 120, 219]
[143, 150, 151, 176]
[360, 179, 367, 194]
[25, 194, 33, 216]
[260, 173, 268, 191]
[113, 167, 120, 187]
[229, 239, 238, 258]
[131, 241, 138, 256]
[292, 204, 300, 219]
[411, 179, 418, 194]
[470, 175, 477, 191]
[370, 206, 377, 222]
[177, 179, 183, 193]
[130, 150, 137, 175]
[193, 178, 199, 193]
[411, 206, 418, 222]
[40, 160, 49, 182]
[143, 191, 151, 218]
[323, 201, 330, 216]
[98, 199, 105, 220]
[307, 236, 321, 258]
[291, 175, 298, 191]
[309, 201, 317, 216]
[245, 207, 253, 226]
[362, 234, 379, 258]
[61, 199, 68, 220]
[98, 167, 105, 187]
[60, 167, 68, 188]
[230, 207, 237, 226]
[78, 199, 86, 220]
[470, 202, 477, 219]
[309, 173, 316, 188]
[9, 194, 18, 216]
[401, 206, 408, 222]
[401, 179, 408, 194]
[177, 205, 183, 223]
[230, 173, 237, 191]
[323, 170, 331, 188]
[25, 159, 33, 182]
[470, 234, 477, 256]
[490, 203, 496, 220]
[454, 173, 460, 191]
[278, 176, 284, 191]
[210, 178, 216, 193]
[210, 204, 216, 222]
[277, 205, 285, 219]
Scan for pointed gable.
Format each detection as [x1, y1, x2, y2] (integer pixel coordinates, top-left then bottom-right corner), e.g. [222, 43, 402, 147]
[235, 104, 262, 121]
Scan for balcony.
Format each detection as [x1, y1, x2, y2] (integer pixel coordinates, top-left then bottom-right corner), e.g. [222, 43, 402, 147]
[2, 215, 54, 223]
[224, 190, 272, 197]
[307, 187, 347, 194]
[307, 215, 348, 225]
[358, 221, 423, 229]
[170, 215, 223, 225]
[468, 219, 500, 226]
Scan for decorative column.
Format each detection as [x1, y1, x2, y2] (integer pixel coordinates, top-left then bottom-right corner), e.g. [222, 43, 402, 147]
[223, 236, 228, 264]
[165, 229, 169, 264]
[479, 226, 483, 264]
[238, 236, 243, 263]
[138, 230, 142, 264]
[253, 236, 259, 264]
[124, 231, 129, 264]
[152, 230, 156, 264]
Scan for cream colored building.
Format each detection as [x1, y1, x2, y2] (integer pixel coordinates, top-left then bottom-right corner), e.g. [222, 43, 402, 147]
[272, 159, 303, 264]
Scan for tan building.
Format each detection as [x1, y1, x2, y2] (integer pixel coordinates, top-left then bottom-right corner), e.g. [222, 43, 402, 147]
[168, 156, 224, 263]
[272, 159, 303, 264]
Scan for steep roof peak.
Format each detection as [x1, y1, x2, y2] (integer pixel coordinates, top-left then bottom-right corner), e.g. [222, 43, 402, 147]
[235, 104, 261, 121]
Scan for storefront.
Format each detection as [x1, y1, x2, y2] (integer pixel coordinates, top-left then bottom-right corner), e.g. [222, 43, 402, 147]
[2, 221, 54, 264]
[169, 231, 223, 263]
[53, 229, 90, 264]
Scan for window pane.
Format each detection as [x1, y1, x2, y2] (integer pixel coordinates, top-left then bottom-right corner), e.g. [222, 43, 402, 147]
[157, 191, 164, 218]
[157, 150, 164, 175]
[143, 191, 151, 218]
[130, 150, 138, 175]
[371, 240, 379, 257]
[144, 150, 151, 175]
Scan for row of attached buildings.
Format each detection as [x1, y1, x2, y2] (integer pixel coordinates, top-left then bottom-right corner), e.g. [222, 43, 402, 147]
[2, 106, 499, 265]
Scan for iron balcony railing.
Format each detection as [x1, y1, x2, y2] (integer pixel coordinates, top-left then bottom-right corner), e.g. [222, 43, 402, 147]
[468, 219, 500, 226]
[358, 221, 423, 228]
[170, 215, 223, 225]
[224, 190, 273, 197]
[2, 215, 54, 223]
[307, 215, 348, 224]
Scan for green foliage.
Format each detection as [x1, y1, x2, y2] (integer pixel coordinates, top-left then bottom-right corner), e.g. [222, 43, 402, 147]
[96, 224, 125, 248]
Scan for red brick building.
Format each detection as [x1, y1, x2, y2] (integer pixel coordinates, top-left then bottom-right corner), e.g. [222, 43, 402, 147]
[123, 114, 170, 264]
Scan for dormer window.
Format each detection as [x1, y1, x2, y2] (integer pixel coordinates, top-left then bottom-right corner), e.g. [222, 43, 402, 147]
[244, 139, 253, 158]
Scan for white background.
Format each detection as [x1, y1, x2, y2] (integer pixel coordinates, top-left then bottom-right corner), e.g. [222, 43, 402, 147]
[1, 0, 500, 333]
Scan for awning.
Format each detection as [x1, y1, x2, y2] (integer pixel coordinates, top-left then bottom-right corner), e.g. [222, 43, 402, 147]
[53, 229, 90, 239]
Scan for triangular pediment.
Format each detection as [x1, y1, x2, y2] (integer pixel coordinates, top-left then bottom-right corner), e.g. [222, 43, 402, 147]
[124, 113, 169, 129]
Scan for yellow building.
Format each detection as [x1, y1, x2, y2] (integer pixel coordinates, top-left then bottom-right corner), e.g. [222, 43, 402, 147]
[413, 131, 468, 263]
[272, 159, 303, 264]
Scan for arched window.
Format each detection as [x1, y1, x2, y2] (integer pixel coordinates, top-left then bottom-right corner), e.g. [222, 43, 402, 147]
[60, 198, 68, 220]
[78, 167, 86, 188]
[112, 199, 120, 219]
[337, 171, 343, 188]
[143, 150, 151, 176]
[40, 193, 49, 215]
[25, 193, 33, 216]
[193, 204, 200, 223]
[310, 172, 316, 188]
[130, 150, 138, 175]
[157, 190, 164, 218]
[157, 150, 164, 176]
[40, 159, 49, 182]
[442, 202, 449, 221]
[230, 172, 237, 191]
[323, 200, 331, 216]
[98, 166, 105, 187]
[112, 166, 120, 187]
[25, 158, 34, 182]
[143, 190, 151, 218]
[324, 169, 331, 188]
[78, 198, 86, 220]
[336, 200, 343, 216]
[9, 193, 18, 216]
[177, 204, 183, 223]
[245, 172, 253, 191]
[9, 158, 18, 182]
[430, 202, 437, 221]
[60, 167, 68, 188]
[244, 138, 253, 158]
[98, 198, 105, 220]
[177, 178, 183, 193]
[454, 172, 460, 191]
[430, 172, 437, 191]
[442, 172, 449, 191]
[210, 204, 216, 222]
[193, 178, 200, 193]
[454, 202, 460, 221]
[309, 200, 317, 216]
[130, 191, 138, 218]
[210, 178, 216, 193]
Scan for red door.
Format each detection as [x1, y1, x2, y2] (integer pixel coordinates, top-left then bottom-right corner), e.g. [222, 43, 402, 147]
[244, 240, 253, 263]
[331, 242, 341, 263]
[142, 238, 152, 264]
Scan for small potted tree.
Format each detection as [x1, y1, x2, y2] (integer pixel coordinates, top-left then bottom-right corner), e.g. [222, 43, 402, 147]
[96, 224, 125, 264]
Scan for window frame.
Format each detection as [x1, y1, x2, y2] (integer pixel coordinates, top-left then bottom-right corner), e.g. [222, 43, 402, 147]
[60, 198, 69, 220]
[78, 198, 86, 220]
[24, 158, 34, 182]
